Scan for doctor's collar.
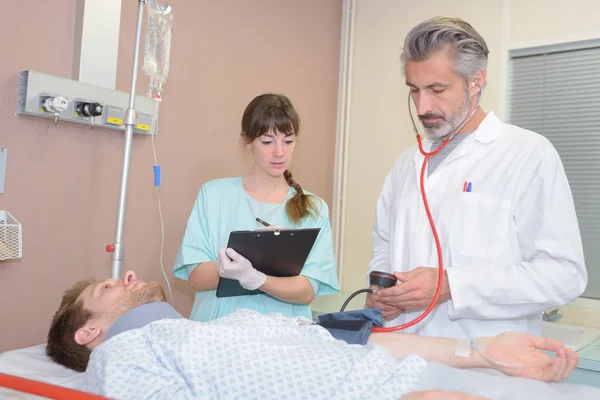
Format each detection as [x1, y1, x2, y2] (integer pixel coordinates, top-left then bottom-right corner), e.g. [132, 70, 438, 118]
[470, 111, 501, 144]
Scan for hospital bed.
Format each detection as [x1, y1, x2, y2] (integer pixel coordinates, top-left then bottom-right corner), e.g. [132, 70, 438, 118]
[2, 341, 600, 400]
[0, 344, 91, 399]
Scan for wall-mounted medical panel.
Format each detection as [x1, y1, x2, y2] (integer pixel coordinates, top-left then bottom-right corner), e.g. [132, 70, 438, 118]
[17, 70, 157, 136]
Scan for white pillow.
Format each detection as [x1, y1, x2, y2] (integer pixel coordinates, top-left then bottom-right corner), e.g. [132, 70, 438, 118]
[0, 344, 85, 398]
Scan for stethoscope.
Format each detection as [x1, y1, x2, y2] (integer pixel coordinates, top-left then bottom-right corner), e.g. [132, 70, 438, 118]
[341, 82, 485, 332]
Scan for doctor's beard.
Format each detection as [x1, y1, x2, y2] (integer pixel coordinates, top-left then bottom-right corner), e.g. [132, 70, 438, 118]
[419, 86, 472, 140]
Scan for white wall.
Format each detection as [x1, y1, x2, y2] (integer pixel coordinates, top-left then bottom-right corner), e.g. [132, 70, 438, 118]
[77, 0, 122, 89]
[340, 0, 600, 293]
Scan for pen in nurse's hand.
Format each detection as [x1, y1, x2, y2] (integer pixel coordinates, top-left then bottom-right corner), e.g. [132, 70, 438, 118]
[256, 218, 271, 227]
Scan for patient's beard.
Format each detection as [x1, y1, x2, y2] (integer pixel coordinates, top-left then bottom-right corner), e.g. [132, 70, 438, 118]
[105, 283, 167, 320]
[135, 282, 167, 304]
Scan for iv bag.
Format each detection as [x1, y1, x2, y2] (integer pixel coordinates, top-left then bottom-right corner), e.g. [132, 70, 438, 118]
[143, 0, 173, 87]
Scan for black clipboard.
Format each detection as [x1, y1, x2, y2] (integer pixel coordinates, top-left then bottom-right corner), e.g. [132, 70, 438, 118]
[216, 228, 321, 298]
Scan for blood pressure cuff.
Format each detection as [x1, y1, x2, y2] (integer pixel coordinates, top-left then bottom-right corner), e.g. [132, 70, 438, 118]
[316, 308, 383, 345]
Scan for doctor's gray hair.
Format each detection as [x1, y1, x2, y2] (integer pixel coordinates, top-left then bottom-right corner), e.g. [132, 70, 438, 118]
[400, 16, 489, 81]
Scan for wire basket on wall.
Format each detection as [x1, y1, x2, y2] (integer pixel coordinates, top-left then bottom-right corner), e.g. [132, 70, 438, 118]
[0, 210, 22, 260]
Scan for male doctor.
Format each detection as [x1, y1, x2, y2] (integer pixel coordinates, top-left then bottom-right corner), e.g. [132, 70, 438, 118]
[366, 16, 587, 339]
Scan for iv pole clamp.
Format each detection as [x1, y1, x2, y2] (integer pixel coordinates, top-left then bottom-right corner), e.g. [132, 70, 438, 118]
[107, 0, 148, 279]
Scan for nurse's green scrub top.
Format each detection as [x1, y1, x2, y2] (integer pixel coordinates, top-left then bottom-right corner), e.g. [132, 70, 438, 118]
[173, 177, 340, 321]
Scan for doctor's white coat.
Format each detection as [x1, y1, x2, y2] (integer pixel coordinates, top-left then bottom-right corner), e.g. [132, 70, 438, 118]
[368, 111, 587, 339]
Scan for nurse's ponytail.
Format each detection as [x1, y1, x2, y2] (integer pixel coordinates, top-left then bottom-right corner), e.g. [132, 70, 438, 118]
[284, 169, 318, 223]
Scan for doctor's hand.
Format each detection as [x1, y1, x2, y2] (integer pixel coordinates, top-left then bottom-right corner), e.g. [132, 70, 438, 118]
[477, 332, 579, 382]
[375, 267, 451, 311]
[217, 248, 267, 290]
[366, 289, 404, 320]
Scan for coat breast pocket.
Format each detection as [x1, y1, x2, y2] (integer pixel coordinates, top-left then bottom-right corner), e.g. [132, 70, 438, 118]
[449, 192, 512, 259]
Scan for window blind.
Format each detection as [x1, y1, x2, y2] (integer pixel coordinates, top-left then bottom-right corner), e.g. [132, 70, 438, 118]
[507, 41, 600, 299]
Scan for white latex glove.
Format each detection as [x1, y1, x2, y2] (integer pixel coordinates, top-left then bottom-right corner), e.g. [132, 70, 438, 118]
[217, 247, 267, 290]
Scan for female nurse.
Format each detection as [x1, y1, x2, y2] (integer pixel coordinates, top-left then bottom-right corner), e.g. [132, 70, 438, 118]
[173, 93, 340, 321]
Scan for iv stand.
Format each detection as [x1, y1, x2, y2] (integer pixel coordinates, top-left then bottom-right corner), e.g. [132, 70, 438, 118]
[108, 0, 148, 279]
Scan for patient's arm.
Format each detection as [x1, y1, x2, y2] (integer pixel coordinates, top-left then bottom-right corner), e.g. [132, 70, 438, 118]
[368, 332, 485, 369]
[401, 390, 489, 400]
[368, 331, 578, 382]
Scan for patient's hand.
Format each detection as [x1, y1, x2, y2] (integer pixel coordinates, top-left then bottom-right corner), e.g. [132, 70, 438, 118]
[401, 390, 489, 400]
[477, 332, 579, 382]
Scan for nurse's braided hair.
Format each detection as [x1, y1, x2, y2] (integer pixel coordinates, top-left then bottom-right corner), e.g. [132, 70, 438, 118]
[241, 93, 318, 223]
[401, 16, 489, 82]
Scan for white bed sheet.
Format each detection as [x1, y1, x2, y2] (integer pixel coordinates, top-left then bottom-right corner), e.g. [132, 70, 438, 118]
[0, 344, 85, 399]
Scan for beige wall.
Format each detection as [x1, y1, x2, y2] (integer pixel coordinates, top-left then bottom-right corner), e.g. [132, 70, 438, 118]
[340, 0, 600, 292]
[508, 0, 600, 46]
[0, 0, 342, 352]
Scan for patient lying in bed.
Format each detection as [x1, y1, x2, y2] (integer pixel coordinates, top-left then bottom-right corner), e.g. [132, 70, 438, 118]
[46, 270, 600, 400]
